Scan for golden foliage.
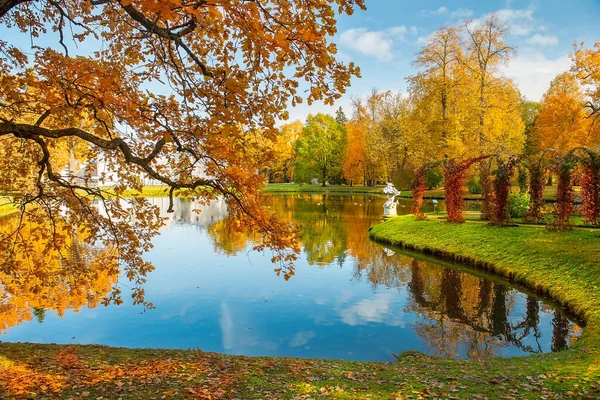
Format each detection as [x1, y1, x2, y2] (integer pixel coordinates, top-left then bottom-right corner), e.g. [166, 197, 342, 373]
[0, 213, 119, 332]
[533, 72, 598, 154]
[0, 0, 364, 301]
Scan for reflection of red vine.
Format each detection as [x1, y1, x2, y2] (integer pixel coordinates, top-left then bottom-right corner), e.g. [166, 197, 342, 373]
[412, 167, 426, 219]
[525, 164, 544, 222]
[554, 161, 574, 231]
[491, 158, 517, 225]
[444, 156, 490, 223]
[581, 163, 600, 225]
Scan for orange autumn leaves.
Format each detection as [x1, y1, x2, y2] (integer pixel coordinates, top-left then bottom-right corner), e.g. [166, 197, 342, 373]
[0, 346, 230, 399]
[533, 72, 600, 154]
[0, 0, 364, 301]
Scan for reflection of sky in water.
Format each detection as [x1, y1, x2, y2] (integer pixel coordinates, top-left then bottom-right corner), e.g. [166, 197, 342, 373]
[1, 195, 581, 361]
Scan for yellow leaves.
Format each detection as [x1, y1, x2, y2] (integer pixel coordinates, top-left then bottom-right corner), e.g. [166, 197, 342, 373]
[408, 21, 524, 162]
[0, 212, 119, 332]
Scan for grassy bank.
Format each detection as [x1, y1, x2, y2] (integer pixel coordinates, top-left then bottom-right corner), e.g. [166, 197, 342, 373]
[263, 183, 577, 202]
[263, 183, 385, 195]
[368, 216, 600, 396]
[1, 218, 600, 398]
[369, 216, 600, 324]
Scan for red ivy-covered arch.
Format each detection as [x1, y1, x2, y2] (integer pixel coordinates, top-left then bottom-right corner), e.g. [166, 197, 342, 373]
[444, 156, 491, 223]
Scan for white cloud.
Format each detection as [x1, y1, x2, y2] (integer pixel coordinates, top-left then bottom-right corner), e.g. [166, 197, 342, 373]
[526, 34, 558, 47]
[493, 8, 536, 35]
[416, 31, 435, 45]
[504, 54, 571, 101]
[340, 292, 400, 326]
[467, 8, 538, 36]
[421, 6, 448, 16]
[339, 26, 413, 61]
[450, 8, 473, 19]
[422, 6, 472, 19]
[289, 331, 316, 348]
[220, 301, 235, 350]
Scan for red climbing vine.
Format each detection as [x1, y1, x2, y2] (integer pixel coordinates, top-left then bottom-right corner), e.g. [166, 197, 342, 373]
[412, 167, 426, 220]
[525, 164, 545, 222]
[444, 156, 491, 223]
[580, 158, 600, 225]
[491, 157, 518, 225]
[554, 160, 575, 231]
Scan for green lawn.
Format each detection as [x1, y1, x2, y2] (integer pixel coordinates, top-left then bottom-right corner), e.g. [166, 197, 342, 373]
[2, 216, 600, 399]
[264, 183, 579, 202]
[101, 185, 181, 198]
[263, 183, 385, 195]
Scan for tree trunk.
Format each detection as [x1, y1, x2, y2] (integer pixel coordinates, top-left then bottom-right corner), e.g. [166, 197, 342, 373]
[491, 158, 515, 225]
[554, 163, 574, 231]
[525, 164, 544, 222]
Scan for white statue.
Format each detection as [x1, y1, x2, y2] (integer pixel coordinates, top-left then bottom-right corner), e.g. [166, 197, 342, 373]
[383, 247, 395, 257]
[382, 182, 400, 218]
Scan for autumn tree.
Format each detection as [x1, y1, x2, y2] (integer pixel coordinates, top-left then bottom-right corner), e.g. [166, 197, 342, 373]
[410, 26, 462, 147]
[533, 72, 597, 153]
[342, 117, 367, 186]
[344, 96, 384, 186]
[264, 121, 302, 183]
[377, 90, 410, 183]
[294, 113, 347, 186]
[407, 27, 462, 217]
[343, 90, 408, 186]
[0, 0, 365, 302]
[462, 14, 516, 219]
[572, 42, 600, 121]
[407, 20, 524, 221]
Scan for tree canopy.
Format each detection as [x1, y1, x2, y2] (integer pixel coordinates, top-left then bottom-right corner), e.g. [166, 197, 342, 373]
[293, 113, 346, 186]
[0, 0, 365, 304]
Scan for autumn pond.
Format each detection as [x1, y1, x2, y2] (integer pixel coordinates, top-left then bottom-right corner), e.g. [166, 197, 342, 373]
[1, 195, 581, 361]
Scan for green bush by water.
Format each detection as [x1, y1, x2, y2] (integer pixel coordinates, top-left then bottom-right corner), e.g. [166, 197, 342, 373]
[508, 192, 530, 218]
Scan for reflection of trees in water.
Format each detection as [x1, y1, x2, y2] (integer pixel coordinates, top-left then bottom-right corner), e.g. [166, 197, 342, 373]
[207, 194, 382, 266]
[206, 217, 252, 256]
[0, 215, 119, 333]
[288, 195, 380, 267]
[352, 247, 410, 290]
[356, 254, 578, 358]
[202, 194, 579, 358]
[296, 199, 348, 266]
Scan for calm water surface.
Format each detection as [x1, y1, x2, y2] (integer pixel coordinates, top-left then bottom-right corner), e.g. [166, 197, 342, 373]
[1, 195, 581, 361]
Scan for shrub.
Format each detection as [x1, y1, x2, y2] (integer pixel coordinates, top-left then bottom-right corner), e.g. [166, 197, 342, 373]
[508, 193, 530, 218]
[424, 167, 444, 189]
[467, 175, 482, 194]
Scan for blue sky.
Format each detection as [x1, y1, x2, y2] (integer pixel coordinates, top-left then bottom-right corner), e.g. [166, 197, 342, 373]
[287, 0, 600, 122]
[1, 1, 598, 124]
